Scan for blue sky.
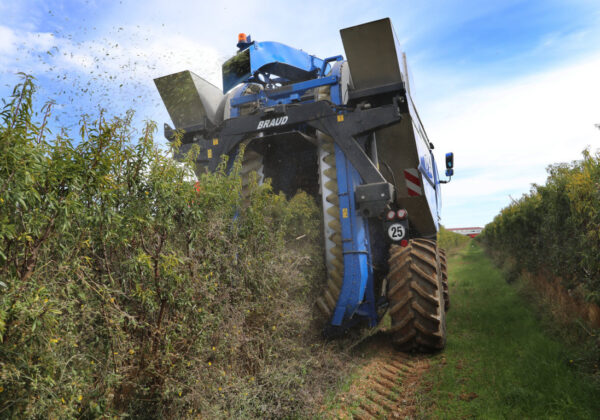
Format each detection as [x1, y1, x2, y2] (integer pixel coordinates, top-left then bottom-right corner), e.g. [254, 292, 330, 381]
[1, 0, 599, 228]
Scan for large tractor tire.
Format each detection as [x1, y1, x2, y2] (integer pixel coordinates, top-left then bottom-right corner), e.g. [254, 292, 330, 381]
[386, 239, 446, 352]
[439, 248, 450, 311]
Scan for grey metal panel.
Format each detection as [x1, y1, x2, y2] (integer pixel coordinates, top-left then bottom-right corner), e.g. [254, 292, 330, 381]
[154, 70, 224, 129]
[340, 17, 438, 235]
[375, 118, 436, 236]
[340, 18, 403, 90]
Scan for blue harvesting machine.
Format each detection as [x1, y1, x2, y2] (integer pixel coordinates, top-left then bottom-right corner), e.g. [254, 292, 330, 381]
[155, 18, 454, 352]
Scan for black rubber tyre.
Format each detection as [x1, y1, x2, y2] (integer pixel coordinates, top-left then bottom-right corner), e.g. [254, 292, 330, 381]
[386, 239, 446, 352]
[439, 248, 450, 311]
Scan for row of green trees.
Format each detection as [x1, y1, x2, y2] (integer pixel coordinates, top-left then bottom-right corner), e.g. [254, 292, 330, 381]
[0, 76, 330, 417]
[437, 225, 471, 252]
[479, 149, 600, 304]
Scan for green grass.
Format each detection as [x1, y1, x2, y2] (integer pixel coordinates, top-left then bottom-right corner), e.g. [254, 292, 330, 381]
[423, 242, 600, 419]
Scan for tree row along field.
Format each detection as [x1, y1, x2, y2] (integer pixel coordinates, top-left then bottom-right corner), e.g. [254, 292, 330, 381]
[0, 76, 362, 418]
[478, 149, 600, 326]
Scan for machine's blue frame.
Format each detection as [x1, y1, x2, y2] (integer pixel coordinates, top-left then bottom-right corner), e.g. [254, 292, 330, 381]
[224, 41, 336, 93]
[229, 54, 378, 329]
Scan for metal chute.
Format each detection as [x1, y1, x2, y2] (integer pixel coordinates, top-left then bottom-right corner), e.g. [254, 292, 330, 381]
[341, 18, 439, 236]
[154, 70, 224, 129]
[340, 18, 404, 90]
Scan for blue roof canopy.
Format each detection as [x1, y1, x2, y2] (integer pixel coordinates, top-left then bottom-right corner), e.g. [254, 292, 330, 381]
[222, 41, 328, 93]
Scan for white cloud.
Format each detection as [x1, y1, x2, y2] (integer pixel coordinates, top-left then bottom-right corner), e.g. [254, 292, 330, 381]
[0, 25, 17, 54]
[428, 54, 600, 227]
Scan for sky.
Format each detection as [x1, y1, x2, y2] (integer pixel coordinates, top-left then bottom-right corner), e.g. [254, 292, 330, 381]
[1, 0, 599, 228]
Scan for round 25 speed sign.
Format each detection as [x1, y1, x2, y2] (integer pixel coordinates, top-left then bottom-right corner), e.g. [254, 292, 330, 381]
[387, 223, 406, 241]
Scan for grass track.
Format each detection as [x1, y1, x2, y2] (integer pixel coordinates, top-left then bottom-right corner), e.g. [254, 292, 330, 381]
[422, 241, 600, 419]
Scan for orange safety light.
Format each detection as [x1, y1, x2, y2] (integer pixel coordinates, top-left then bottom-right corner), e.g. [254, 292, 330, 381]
[238, 33, 247, 43]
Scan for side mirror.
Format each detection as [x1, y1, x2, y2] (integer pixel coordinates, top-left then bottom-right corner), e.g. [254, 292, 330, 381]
[445, 153, 454, 177]
[440, 153, 454, 183]
[445, 152, 454, 170]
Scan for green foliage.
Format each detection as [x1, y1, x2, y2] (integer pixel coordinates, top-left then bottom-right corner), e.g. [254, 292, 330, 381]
[437, 225, 470, 252]
[422, 243, 600, 419]
[0, 76, 342, 418]
[479, 150, 600, 304]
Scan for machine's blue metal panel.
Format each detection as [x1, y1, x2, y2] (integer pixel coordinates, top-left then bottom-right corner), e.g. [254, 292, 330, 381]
[319, 55, 344, 76]
[414, 129, 440, 231]
[223, 41, 329, 93]
[408, 97, 440, 232]
[330, 142, 375, 326]
[431, 155, 442, 222]
[250, 41, 325, 75]
[327, 61, 377, 328]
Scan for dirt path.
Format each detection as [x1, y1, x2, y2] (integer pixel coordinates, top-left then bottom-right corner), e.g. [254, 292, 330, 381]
[323, 336, 432, 419]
